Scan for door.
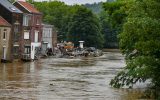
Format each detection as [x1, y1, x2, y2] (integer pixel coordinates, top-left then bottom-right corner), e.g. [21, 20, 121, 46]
[42, 43, 48, 51]
[31, 44, 35, 59]
[13, 46, 19, 59]
[2, 47, 6, 59]
[34, 31, 39, 42]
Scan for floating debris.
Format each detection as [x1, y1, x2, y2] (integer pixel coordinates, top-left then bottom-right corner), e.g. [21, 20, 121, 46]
[53, 46, 103, 58]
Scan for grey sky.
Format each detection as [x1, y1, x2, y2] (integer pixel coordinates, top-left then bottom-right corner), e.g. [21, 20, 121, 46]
[58, 0, 107, 5]
[33, 0, 107, 5]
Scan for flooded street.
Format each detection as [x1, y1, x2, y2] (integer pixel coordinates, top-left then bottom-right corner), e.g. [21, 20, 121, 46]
[0, 52, 145, 100]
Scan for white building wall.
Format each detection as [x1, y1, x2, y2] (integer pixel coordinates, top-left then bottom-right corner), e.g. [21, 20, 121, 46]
[31, 42, 41, 59]
[42, 24, 53, 50]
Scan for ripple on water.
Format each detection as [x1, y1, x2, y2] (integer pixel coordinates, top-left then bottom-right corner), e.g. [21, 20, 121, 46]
[0, 52, 147, 100]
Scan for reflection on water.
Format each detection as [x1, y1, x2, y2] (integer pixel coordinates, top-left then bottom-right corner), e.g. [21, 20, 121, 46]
[0, 52, 145, 100]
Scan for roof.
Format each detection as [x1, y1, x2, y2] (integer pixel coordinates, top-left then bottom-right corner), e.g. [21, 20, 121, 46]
[17, 1, 40, 14]
[0, 0, 22, 13]
[0, 16, 11, 27]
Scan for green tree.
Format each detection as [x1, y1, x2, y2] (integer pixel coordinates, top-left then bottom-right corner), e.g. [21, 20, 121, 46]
[84, 2, 103, 14]
[9, 0, 15, 3]
[110, 0, 160, 98]
[67, 6, 104, 48]
[102, 0, 128, 48]
[34, 1, 68, 27]
[34, 2, 104, 47]
[99, 10, 118, 48]
[34, 1, 71, 41]
[26, 0, 33, 3]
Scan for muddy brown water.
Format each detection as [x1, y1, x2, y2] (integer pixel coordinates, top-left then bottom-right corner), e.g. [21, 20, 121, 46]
[0, 52, 146, 100]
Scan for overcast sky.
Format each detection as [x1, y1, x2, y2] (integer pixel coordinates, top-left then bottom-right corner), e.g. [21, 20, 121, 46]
[32, 0, 107, 5]
[57, 0, 107, 5]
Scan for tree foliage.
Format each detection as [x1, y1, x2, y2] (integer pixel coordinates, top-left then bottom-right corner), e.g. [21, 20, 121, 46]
[99, 10, 118, 48]
[110, 0, 160, 98]
[84, 2, 103, 14]
[34, 2, 104, 48]
[34, 1, 69, 29]
[102, 0, 128, 48]
[9, 0, 15, 3]
[84, 1, 121, 48]
[67, 6, 104, 48]
[34, 1, 74, 41]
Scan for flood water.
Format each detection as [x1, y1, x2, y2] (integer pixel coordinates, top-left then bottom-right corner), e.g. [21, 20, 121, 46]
[0, 52, 146, 100]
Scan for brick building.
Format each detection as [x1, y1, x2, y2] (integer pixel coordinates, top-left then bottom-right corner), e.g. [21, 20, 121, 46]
[14, 1, 42, 60]
[0, 0, 23, 60]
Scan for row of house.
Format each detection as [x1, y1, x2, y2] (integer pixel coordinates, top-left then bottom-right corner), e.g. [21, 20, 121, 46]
[0, 0, 57, 62]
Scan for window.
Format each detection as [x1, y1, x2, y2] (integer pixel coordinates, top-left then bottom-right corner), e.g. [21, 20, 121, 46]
[23, 15, 30, 26]
[48, 32, 51, 38]
[2, 47, 6, 59]
[45, 29, 48, 38]
[50, 29, 52, 37]
[24, 46, 31, 54]
[48, 30, 50, 37]
[13, 46, 19, 59]
[43, 29, 46, 38]
[36, 18, 40, 25]
[14, 25, 19, 33]
[24, 31, 29, 39]
[3, 29, 7, 40]
[34, 31, 39, 42]
[13, 46, 19, 54]
[14, 25, 20, 41]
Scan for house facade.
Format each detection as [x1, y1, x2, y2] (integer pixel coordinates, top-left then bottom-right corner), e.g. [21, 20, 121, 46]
[0, 0, 23, 60]
[0, 16, 12, 62]
[14, 1, 42, 60]
[42, 24, 53, 53]
[42, 24, 57, 55]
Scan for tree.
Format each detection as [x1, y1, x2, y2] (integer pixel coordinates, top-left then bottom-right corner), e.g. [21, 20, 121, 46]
[34, 1, 71, 41]
[34, 2, 104, 47]
[110, 0, 160, 98]
[84, 2, 103, 14]
[8, 0, 15, 3]
[99, 10, 118, 48]
[102, 0, 128, 48]
[67, 6, 104, 48]
[26, 0, 33, 3]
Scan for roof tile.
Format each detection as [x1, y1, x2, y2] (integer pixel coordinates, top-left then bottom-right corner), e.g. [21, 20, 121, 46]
[18, 1, 40, 14]
[0, 16, 11, 27]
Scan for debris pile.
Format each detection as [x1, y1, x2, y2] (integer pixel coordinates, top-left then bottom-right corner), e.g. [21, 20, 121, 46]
[53, 42, 103, 58]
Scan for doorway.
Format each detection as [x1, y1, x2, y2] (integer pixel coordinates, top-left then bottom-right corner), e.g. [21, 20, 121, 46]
[2, 47, 6, 59]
